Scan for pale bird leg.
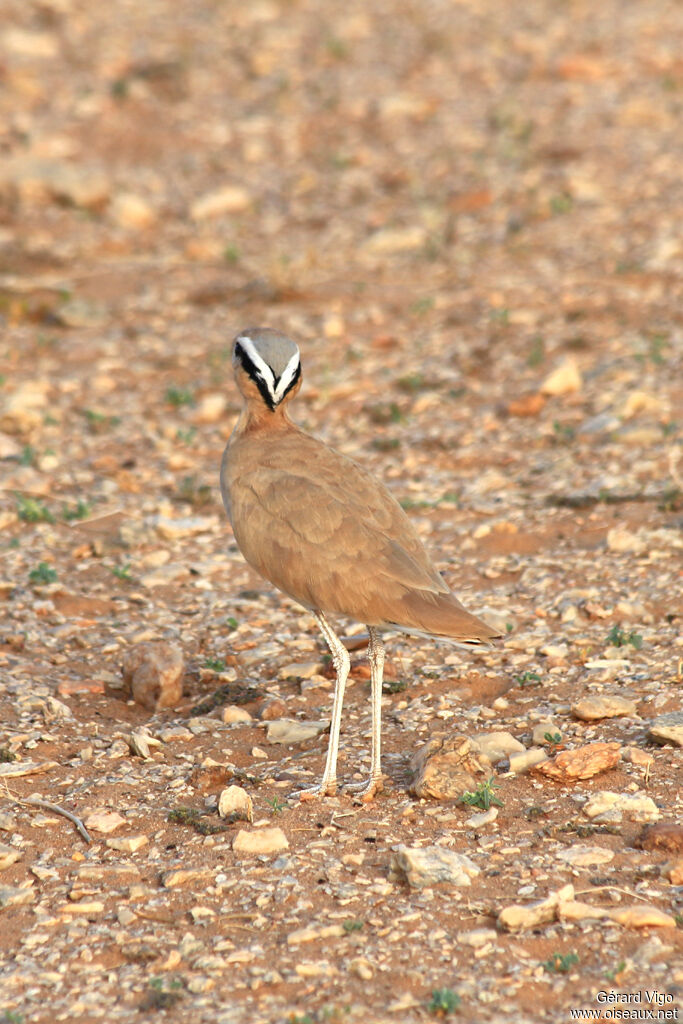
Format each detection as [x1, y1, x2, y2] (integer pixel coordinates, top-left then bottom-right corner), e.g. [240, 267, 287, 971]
[298, 611, 350, 801]
[345, 626, 385, 802]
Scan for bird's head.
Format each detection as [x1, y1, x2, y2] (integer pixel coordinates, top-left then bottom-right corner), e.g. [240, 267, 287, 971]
[232, 327, 302, 412]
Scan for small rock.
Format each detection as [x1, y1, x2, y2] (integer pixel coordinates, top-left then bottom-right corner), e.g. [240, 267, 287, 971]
[606, 526, 646, 554]
[286, 924, 345, 945]
[350, 957, 374, 980]
[128, 728, 163, 759]
[465, 808, 499, 829]
[106, 835, 149, 853]
[278, 661, 324, 680]
[635, 823, 683, 853]
[460, 928, 498, 948]
[540, 357, 582, 396]
[222, 706, 252, 724]
[539, 643, 569, 660]
[232, 828, 289, 856]
[509, 747, 549, 773]
[362, 225, 427, 255]
[266, 719, 329, 744]
[556, 844, 615, 867]
[572, 695, 637, 721]
[0, 380, 51, 434]
[583, 791, 661, 824]
[557, 900, 612, 922]
[162, 868, 214, 888]
[193, 393, 228, 424]
[218, 786, 253, 822]
[498, 884, 574, 932]
[532, 722, 563, 746]
[622, 746, 654, 768]
[648, 712, 683, 747]
[121, 641, 184, 711]
[410, 734, 487, 800]
[110, 192, 156, 229]
[472, 731, 525, 763]
[663, 858, 683, 885]
[531, 742, 621, 781]
[0, 885, 35, 910]
[152, 516, 216, 540]
[190, 185, 252, 219]
[83, 810, 126, 834]
[609, 906, 677, 929]
[507, 393, 546, 417]
[0, 844, 21, 871]
[258, 698, 287, 721]
[391, 845, 480, 888]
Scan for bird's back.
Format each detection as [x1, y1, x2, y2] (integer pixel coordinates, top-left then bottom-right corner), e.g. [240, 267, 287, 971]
[221, 420, 498, 643]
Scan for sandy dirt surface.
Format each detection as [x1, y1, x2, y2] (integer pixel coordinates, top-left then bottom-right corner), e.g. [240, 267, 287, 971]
[1, 1, 682, 1022]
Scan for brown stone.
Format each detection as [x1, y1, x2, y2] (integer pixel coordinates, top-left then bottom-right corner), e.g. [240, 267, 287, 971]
[410, 734, 487, 800]
[121, 641, 184, 711]
[530, 742, 621, 782]
[635, 822, 683, 853]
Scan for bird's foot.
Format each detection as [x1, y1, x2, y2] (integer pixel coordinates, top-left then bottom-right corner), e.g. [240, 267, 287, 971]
[298, 778, 337, 802]
[345, 775, 384, 803]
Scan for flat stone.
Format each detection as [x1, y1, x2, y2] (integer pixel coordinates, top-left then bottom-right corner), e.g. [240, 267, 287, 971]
[556, 844, 615, 867]
[648, 712, 683, 747]
[0, 844, 21, 871]
[459, 928, 498, 948]
[83, 810, 126, 834]
[572, 695, 637, 721]
[583, 791, 661, 824]
[0, 885, 35, 910]
[540, 357, 582, 396]
[232, 828, 289, 855]
[531, 742, 621, 781]
[557, 900, 611, 922]
[152, 515, 216, 540]
[110, 192, 156, 229]
[498, 884, 574, 932]
[286, 924, 345, 945]
[606, 526, 647, 554]
[473, 731, 525, 763]
[190, 185, 252, 219]
[509, 747, 549, 773]
[162, 868, 214, 888]
[106, 835, 149, 853]
[609, 906, 677, 929]
[222, 706, 252, 724]
[362, 225, 427, 255]
[265, 719, 329, 744]
[278, 661, 325, 680]
[391, 845, 480, 888]
[465, 808, 499, 829]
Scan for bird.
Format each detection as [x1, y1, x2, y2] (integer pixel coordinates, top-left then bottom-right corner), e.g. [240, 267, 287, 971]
[220, 327, 501, 801]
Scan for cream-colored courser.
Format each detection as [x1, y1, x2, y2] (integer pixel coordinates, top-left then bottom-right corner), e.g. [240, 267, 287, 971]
[220, 328, 500, 801]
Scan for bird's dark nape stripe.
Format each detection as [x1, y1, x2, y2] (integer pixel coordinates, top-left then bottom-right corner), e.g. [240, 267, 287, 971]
[234, 341, 276, 411]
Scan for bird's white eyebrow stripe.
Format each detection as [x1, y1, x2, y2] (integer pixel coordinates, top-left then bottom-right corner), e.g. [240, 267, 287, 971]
[237, 334, 300, 404]
[273, 350, 301, 400]
[236, 334, 276, 399]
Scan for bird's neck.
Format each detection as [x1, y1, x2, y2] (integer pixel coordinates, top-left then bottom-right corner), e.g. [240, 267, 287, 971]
[233, 400, 297, 438]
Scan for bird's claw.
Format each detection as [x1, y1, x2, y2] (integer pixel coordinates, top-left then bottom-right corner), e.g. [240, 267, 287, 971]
[345, 775, 384, 803]
[298, 779, 337, 801]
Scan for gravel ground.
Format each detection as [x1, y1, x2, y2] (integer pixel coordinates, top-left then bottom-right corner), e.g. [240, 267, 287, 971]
[1, 1, 682, 1022]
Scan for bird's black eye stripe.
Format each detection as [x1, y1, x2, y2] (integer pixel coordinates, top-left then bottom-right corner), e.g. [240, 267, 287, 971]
[234, 340, 276, 411]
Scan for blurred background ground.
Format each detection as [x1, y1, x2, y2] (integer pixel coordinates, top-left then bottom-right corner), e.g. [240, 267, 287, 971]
[0, 0, 682, 1022]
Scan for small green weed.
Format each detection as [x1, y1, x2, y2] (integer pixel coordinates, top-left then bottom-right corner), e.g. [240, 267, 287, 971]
[606, 625, 643, 650]
[176, 427, 197, 444]
[204, 657, 227, 672]
[527, 335, 545, 367]
[543, 951, 579, 973]
[342, 919, 364, 933]
[112, 563, 132, 581]
[604, 960, 626, 982]
[382, 678, 408, 694]
[177, 474, 212, 507]
[15, 494, 54, 523]
[428, 988, 461, 1015]
[81, 408, 120, 432]
[225, 616, 239, 630]
[62, 499, 92, 522]
[1, 1012, 25, 1024]
[514, 671, 541, 687]
[550, 192, 573, 215]
[223, 245, 240, 264]
[19, 445, 36, 467]
[268, 796, 286, 815]
[461, 776, 503, 811]
[29, 562, 57, 585]
[0, 748, 18, 763]
[165, 386, 195, 407]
